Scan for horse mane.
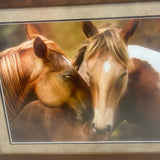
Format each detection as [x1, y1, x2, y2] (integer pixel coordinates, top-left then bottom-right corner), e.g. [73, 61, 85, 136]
[0, 35, 64, 119]
[72, 24, 133, 70]
[0, 49, 26, 118]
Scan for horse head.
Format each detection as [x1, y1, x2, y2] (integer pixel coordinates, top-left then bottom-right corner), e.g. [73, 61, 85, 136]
[25, 24, 93, 121]
[0, 24, 93, 122]
[72, 19, 139, 135]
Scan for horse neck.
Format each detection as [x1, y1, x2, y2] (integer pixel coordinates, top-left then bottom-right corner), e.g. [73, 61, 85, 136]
[119, 57, 160, 124]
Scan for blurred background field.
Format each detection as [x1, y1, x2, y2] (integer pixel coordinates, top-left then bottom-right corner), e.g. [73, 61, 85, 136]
[0, 17, 160, 57]
[0, 17, 160, 141]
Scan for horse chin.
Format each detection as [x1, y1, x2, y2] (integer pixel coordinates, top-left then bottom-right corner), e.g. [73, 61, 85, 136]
[92, 129, 111, 141]
[93, 128, 112, 136]
[39, 101, 62, 109]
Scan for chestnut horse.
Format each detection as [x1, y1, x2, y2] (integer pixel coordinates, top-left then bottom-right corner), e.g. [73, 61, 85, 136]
[72, 19, 160, 139]
[0, 24, 92, 124]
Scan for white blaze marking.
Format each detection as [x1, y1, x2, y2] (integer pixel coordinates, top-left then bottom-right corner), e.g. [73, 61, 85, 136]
[128, 45, 160, 73]
[103, 61, 111, 73]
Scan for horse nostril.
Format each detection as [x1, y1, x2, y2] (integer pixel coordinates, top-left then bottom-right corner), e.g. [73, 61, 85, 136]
[106, 124, 111, 132]
[92, 122, 95, 129]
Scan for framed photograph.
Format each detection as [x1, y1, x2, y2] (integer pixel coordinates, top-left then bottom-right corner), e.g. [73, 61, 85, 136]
[0, 0, 160, 157]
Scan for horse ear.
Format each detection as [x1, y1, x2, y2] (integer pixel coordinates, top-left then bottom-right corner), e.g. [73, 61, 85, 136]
[33, 37, 47, 58]
[82, 21, 98, 38]
[120, 19, 140, 43]
[26, 24, 40, 40]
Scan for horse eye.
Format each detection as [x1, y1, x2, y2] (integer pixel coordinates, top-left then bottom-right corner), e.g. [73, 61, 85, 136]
[120, 72, 127, 79]
[63, 73, 72, 79]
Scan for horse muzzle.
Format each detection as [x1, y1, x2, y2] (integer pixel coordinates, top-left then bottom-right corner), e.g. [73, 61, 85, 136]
[92, 121, 112, 135]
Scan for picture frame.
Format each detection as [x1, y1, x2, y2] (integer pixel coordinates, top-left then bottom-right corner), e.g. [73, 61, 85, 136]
[0, 0, 159, 8]
[0, 1, 160, 159]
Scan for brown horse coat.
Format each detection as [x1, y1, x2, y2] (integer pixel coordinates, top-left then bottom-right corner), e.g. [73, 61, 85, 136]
[11, 101, 107, 142]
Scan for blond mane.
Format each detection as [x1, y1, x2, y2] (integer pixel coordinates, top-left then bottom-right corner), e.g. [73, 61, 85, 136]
[85, 26, 133, 68]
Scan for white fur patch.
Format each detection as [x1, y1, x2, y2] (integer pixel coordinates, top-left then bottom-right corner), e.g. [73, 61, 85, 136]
[103, 61, 111, 73]
[128, 45, 160, 73]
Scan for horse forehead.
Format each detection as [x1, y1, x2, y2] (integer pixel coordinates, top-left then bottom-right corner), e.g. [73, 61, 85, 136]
[102, 57, 121, 73]
[103, 59, 112, 73]
[87, 50, 110, 69]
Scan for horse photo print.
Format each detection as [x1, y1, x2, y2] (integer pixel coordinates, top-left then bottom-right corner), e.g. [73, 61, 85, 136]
[0, 17, 160, 143]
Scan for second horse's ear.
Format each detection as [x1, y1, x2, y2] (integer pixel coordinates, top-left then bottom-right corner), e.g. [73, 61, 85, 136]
[26, 24, 40, 40]
[33, 37, 47, 58]
[82, 21, 98, 38]
[120, 19, 140, 43]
